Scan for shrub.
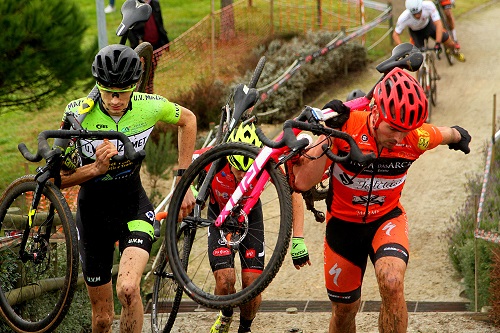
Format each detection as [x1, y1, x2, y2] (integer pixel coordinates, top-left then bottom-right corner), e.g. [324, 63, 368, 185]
[236, 30, 367, 123]
[172, 31, 367, 130]
[446, 143, 500, 311]
[490, 247, 500, 326]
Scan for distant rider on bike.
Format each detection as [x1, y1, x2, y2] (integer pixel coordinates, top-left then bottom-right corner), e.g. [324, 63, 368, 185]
[393, 0, 465, 62]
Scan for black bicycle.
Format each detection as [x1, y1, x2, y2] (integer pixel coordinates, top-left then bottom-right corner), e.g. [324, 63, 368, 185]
[417, 39, 440, 123]
[0, 111, 145, 333]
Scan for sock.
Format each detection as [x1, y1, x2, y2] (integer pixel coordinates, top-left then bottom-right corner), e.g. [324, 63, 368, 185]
[452, 29, 457, 42]
[238, 317, 254, 332]
[222, 308, 233, 318]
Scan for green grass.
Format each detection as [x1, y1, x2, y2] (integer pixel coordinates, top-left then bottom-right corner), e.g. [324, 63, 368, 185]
[0, 0, 218, 192]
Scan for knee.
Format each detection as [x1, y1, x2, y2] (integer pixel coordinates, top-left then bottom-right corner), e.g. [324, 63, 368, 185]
[214, 269, 236, 294]
[116, 280, 142, 308]
[378, 270, 404, 298]
[333, 301, 359, 318]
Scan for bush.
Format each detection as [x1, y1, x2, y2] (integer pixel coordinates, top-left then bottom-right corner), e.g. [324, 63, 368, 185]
[172, 31, 367, 130]
[237, 30, 367, 123]
[490, 247, 500, 325]
[446, 143, 500, 311]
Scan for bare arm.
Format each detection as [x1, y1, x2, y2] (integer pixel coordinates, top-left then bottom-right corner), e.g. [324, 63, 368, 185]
[434, 19, 444, 43]
[437, 126, 461, 145]
[60, 139, 118, 189]
[176, 106, 197, 170]
[392, 30, 402, 45]
[175, 106, 197, 219]
[293, 136, 329, 192]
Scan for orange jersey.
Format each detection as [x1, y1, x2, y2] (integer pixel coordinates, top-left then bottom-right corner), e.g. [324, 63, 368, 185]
[325, 111, 443, 223]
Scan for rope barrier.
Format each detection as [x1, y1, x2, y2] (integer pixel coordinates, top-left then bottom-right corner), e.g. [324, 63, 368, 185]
[474, 130, 500, 244]
[257, 6, 392, 105]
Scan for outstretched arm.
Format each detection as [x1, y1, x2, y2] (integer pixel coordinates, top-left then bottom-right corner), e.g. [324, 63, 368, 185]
[392, 30, 403, 45]
[438, 125, 471, 154]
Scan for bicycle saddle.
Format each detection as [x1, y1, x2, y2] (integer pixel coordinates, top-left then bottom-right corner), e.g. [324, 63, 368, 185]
[376, 42, 423, 73]
[116, 0, 152, 36]
[232, 84, 260, 121]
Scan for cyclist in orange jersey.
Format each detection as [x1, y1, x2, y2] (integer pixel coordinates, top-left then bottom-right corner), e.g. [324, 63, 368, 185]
[440, 0, 460, 48]
[290, 68, 471, 333]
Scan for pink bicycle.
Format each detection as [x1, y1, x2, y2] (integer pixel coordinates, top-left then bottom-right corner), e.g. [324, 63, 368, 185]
[164, 43, 424, 310]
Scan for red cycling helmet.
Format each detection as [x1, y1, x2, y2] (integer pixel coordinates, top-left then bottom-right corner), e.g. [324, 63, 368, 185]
[373, 68, 428, 131]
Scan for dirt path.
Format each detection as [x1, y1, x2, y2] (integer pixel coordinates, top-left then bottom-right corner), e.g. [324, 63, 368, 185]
[117, 2, 500, 332]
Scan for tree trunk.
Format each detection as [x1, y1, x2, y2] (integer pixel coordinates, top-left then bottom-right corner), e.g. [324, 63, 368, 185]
[220, 0, 236, 41]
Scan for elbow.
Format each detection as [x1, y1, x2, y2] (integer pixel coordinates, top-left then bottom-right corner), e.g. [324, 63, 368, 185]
[293, 171, 313, 192]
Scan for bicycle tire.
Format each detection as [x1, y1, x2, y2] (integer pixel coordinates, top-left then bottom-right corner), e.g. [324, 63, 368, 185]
[436, 3, 454, 66]
[418, 67, 432, 123]
[0, 176, 79, 333]
[165, 142, 293, 309]
[429, 56, 438, 107]
[248, 56, 266, 88]
[151, 224, 193, 333]
[134, 42, 154, 93]
[310, 177, 329, 201]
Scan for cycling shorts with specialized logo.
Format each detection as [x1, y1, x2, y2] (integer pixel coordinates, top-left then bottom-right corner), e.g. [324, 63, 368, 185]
[76, 187, 155, 286]
[323, 206, 409, 304]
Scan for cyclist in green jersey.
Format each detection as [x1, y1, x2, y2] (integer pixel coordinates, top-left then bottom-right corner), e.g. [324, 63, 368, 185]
[60, 44, 197, 333]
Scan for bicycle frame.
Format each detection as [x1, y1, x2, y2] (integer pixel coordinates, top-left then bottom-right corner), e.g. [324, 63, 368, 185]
[207, 42, 425, 230]
[213, 101, 365, 228]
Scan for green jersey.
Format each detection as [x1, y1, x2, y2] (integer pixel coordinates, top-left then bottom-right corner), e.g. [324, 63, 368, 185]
[64, 93, 181, 192]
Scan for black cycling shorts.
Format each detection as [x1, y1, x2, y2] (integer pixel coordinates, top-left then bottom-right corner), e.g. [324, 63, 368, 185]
[76, 187, 155, 287]
[409, 19, 450, 48]
[207, 200, 265, 273]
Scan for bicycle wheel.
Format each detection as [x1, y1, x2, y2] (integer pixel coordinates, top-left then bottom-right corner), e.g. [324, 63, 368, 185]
[0, 176, 79, 333]
[165, 142, 293, 309]
[310, 176, 329, 201]
[134, 42, 154, 93]
[437, 5, 454, 66]
[418, 67, 432, 123]
[151, 223, 193, 333]
[429, 56, 438, 107]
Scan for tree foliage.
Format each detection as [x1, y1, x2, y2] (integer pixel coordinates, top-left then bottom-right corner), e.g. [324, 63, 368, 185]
[0, 0, 97, 113]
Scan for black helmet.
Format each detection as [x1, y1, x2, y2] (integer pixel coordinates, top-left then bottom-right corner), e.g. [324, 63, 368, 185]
[92, 44, 143, 88]
[346, 89, 366, 101]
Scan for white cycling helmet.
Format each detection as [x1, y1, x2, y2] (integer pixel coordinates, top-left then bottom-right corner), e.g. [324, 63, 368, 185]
[405, 0, 423, 14]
